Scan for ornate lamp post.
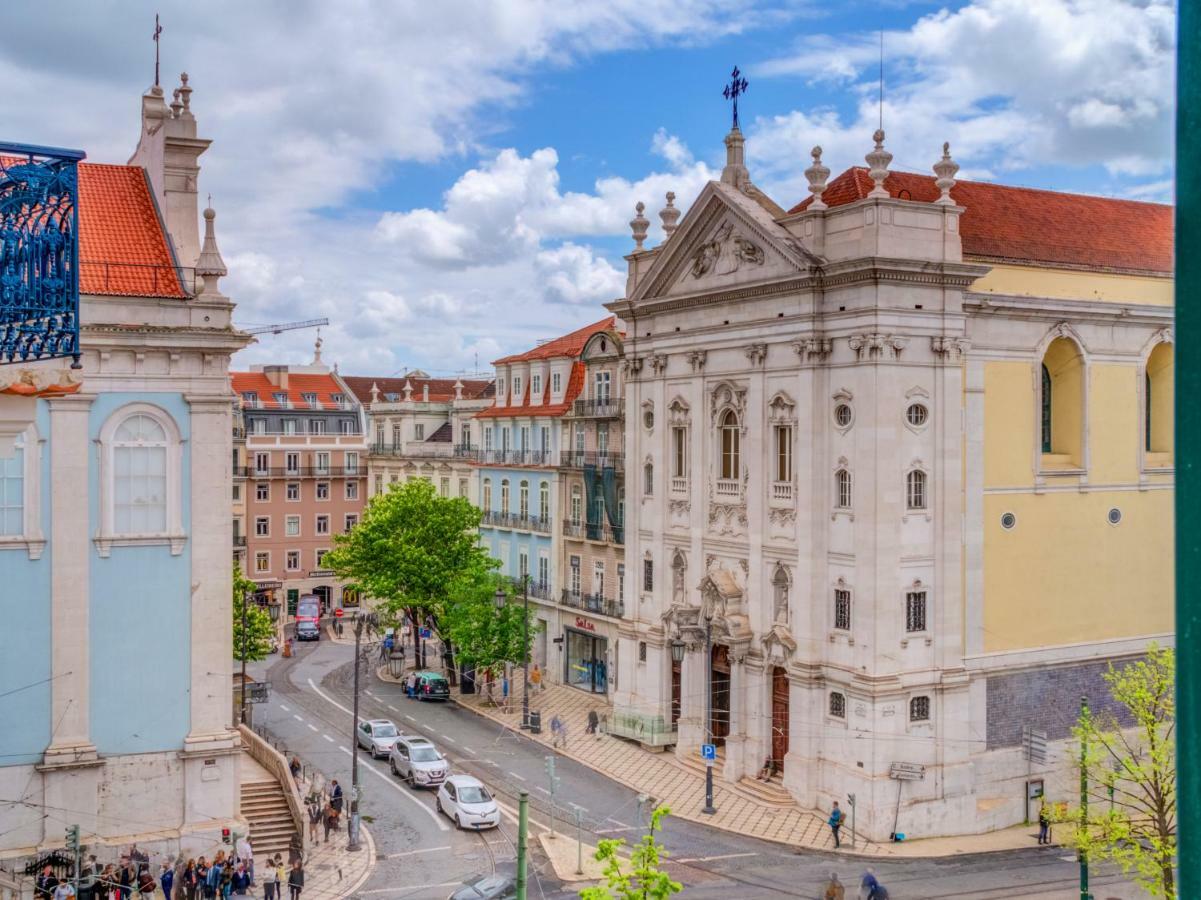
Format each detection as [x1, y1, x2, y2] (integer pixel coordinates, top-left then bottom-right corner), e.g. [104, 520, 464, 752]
[388, 641, 406, 679]
[670, 638, 686, 664]
[674, 619, 716, 815]
[519, 575, 531, 730]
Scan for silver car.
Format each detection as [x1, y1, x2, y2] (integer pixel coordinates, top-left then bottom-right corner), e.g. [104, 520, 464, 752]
[356, 719, 401, 758]
[389, 735, 449, 789]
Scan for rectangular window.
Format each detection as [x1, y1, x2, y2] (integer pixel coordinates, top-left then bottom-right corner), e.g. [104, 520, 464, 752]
[519, 549, 529, 581]
[597, 423, 609, 455]
[286, 482, 300, 501]
[520, 426, 529, 452]
[345, 451, 359, 474]
[906, 591, 927, 633]
[255, 452, 271, 474]
[285, 452, 300, 475]
[834, 589, 851, 631]
[593, 560, 605, 597]
[774, 425, 792, 482]
[232, 484, 241, 501]
[440, 477, 450, 498]
[241, 391, 258, 406]
[317, 482, 330, 501]
[415, 423, 425, 441]
[539, 483, 549, 520]
[484, 428, 493, 452]
[375, 424, 385, 445]
[252, 418, 266, 435]
[316, 515, 330, 535]
[283, 419, 296, 436]
[255, 552, 270, 573]
[460, 424, 471, 447]
[315, 452, 330, 475]
[672, 427, 687, 479]
[374, 474, 384, 495]
[595, 371, 611, 402]
[459, 478, 468, 497]
[391, 423, 401, 446]
[345, 513, 359, 531]
[617, 563, 625, 603]
[570, 556, 581, 595]
[552, 372, 561, 394]
[540, 427, 549, 453]
[331, 393, 345, 409]
[256, 482, 270, 501]
[311, 419, 327, 435]
[316, 549, 328, 568]
[255, 516, 270, 537]
[285, 515, 300, 537]
[286, 550, 301, 571]
[498, 378, 506, 398]
[574, 425, 585, 453]
[532, 374, 542, 396]
[273, 392, 288, 407]
[643, 558, 653, 592]
[538, 555, 549, 589]
[339, 419, 355, 435]
[302, 392, 318, 407]
[346, 481, 359, 500]
[514, 376, 522, 398]
[0, 446, 23, 536]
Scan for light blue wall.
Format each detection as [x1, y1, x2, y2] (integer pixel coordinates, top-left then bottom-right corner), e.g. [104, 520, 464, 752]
[477, 464, 555, 583]
[89, 393, 192, 755]
[0, 402, 52, 765]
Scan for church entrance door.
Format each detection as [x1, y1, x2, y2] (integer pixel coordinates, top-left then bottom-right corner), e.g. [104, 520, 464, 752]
[771, 666, 789, 774]
[710, 644, 730, 745]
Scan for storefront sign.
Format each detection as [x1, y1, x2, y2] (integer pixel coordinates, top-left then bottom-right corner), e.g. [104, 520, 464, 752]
[574, 616, 596, 632]
[254, 581, 282, 590]
[308, 569, 335, 578]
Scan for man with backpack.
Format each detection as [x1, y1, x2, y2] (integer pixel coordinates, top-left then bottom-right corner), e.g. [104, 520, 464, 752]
[828, 800, 845, 848]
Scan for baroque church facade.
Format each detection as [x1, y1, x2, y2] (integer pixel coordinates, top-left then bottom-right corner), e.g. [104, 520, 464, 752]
[608, 125, 1173, 839]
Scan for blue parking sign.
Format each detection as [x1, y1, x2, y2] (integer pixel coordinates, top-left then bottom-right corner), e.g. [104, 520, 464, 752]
[420, 627, 432, 639]
[701, 743, 716, 760]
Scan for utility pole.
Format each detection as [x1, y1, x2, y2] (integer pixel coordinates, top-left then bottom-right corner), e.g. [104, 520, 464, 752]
[1080, 695, 1090, 900]
[521, 574, 531, 730]
[702, 616, 716, 815]
[516, 791, 529, 900]
[239, 591, 249, 725]
[349, 612, 376, 852]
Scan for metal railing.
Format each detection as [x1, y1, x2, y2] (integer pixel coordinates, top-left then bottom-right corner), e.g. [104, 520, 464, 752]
[561, 451, 624, 471]
[476, 448, 557, 466]
[503, 577, 554, 601]
[562, 520, 624, 544]
[233, 535, 247, 547]
[559, 589, 625, 619]
[370, 442, 454, 458]
[571, 398, 624, 418]
[240, 466, 362, 478]
[481, 511, 553, 534]
[453, 444, 478, 459]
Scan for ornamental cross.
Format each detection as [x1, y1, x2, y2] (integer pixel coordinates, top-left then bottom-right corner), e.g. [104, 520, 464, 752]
[722, 66, 749, 130]
[153, 14, 163, 87]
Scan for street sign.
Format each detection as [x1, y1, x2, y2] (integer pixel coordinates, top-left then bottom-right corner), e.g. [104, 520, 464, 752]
[334, 608, 344, 618]
[889, 762, 926, 781]
[701, 743, 717, 761]
[247, 683, 270, 704]
[420, 627, 432, 639]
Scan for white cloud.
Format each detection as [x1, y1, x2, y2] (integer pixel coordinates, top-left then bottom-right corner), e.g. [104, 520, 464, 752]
[536, 243, 625, 305]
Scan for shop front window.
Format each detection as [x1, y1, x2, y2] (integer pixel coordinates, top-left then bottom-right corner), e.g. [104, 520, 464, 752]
[565, 628, 608, 694]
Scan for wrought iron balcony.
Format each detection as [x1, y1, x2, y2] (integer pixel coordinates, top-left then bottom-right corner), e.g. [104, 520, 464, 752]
[570, 398, 624, 418]
[502, 576, 554, 601]
[559, 589, 625, 619]
[240, 466, 362, 478]
[561, 451, 624, 472]
[233, 535, 247, 547]
[561, 520, 623, 545]
[453, 444, 478, 459]
[481, 511, 553, 534]
[476, 448, 556, 467]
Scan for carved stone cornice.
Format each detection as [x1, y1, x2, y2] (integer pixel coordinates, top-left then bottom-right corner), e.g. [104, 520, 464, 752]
[744, 343, 767, 367]
[848, 333, 907, 361]
[687, 350, 707, 372]
[792, 337, 832, 362]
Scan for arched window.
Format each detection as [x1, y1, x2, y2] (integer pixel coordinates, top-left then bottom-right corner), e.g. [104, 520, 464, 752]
[909, 696, 931, 722]
[500, 479, 511, 515]
[571, 485, 582, 525]
[482, 478, 492, 512]
[772, 565, 790, 624]
[644, 462, 654, 496]
[539, 482, 550, 521]
[719, 410, 740, 480]
[519, 480, 529, 518]
[97, 404, 183, 555]
[906, 470, 927, 510]
[835, 469, 852, 509]
[1146, 342, 1174, 455]
[1040, 337, 1084, 463]
[829, 692, 846, 719]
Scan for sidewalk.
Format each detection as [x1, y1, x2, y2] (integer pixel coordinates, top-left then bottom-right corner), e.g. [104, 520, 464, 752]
[384, 665, 1058, 860]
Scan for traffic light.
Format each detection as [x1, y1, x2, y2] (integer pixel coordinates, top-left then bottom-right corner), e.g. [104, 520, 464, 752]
[221, 828, 232, 844]
[65, 824, 80, 853]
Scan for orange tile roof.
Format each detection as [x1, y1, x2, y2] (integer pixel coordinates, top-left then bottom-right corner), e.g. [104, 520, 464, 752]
[231, 371, 357, 410]
[475, 361, 585, 420]
[493, 316, 616, 365]
[787, 167, 1173, 276]
[340, 375, 493, 404]
[77, 162, 186, 298]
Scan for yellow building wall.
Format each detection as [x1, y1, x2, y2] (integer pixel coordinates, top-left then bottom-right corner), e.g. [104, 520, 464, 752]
[970, 263, 1171, 306]
[1089, 364, 1140, 484]
[983, 362, 1034, 489]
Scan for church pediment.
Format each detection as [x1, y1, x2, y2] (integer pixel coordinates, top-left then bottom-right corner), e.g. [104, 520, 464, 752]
[628, 182, 822, 306]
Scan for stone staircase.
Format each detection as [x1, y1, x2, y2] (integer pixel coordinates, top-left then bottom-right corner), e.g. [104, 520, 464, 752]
[735, 775, 797, 809]
[240, 778, 298, 859]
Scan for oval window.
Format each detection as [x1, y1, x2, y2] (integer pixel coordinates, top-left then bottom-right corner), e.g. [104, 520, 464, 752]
[834, 404, 853, 428]
[906, 403, 928, 427]
[1001, 512, 1016, 530]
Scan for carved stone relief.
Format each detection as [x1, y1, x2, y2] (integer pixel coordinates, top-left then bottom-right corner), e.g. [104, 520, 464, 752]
[690, 221, 766, 279]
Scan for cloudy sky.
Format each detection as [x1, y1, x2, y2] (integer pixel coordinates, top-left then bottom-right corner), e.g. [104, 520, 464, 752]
[0, 1, 1175, 377]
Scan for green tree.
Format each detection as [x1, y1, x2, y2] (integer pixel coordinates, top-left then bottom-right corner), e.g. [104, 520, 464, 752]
[1064, 645, 1175, 898]
[232, 563, 274, 663]
[440, 569, 536, 697]
[579, 805, 683, 900]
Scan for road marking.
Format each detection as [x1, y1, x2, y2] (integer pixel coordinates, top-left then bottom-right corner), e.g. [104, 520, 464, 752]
[674, 852, 758, 863]
[293, 714, 303, 722]
[358, 884, 459, 896]
[387, 705, 398, 712]
[307, 678, 449, 832]
[404, 715, 416, 722]
[307, 724, 319, 732]
[366, 691, 378, 699]
[595, 826, 643, 834]
[322, 735, 334, 743]
[441, 735, 457, 744]
[534, 786, 550, 795]
[508, 771, 526, 782]
[462, 745, 477, 755]
[279, 704, 290, 712]
[383, 845, 452, 859]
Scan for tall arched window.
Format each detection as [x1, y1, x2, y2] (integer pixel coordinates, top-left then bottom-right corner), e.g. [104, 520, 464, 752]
[835, 469, 852, 509]
[906, 470, 927, 510]
[644, 462, 654, 496]
[539, 482, 550, 521]
[519, 480, 529, 518]
[1146, 342, 1174, 456]
[97, 404, 183, 555]
[1040, 337, 1084, 464]
[719, 410, 740, 480]
[500, 479, 511, 515]
[571, 485, 582, 525]
[482, 478, 492, 512]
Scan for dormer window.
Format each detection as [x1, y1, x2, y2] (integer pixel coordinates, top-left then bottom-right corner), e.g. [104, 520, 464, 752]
[302, 392, 319, 408]
[498, 378, 507, 399]
[514, 377, 523, 399]
[385, 392, 399, 402]
[331, 393, 345, 409]
[552, 372, 562, 395]
[532, 374, 542, 397]
[241, 391, 259, 407]
[272, 392, 289, 408]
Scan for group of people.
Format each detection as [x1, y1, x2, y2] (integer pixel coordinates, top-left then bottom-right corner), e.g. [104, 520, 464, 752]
[821, 870, 889, 900]
[304, 779, 345, 845]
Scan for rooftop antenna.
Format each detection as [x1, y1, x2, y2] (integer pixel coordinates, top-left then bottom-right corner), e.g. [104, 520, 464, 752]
[153, 14, 163, 87]
[878, 30, 884, 132]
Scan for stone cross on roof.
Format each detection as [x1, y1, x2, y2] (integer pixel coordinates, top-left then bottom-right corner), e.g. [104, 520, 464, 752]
[722, 66, 749, 130]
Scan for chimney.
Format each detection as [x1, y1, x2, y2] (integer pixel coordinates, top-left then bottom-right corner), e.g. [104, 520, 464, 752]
[422, 384, 429, 402]
[128, 72, 211, 270]
[263, 366, 289, 389]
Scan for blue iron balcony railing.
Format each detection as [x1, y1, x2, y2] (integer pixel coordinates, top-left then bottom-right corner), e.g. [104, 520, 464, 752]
[559, 589, 624, 619]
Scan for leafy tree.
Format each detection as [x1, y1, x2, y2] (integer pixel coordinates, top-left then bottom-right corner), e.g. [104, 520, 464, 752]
[440, 568, 536, 698]
[1063, 645, 1175, 898]
[580, 805, 683, 900]
[232, 563, 274, 663]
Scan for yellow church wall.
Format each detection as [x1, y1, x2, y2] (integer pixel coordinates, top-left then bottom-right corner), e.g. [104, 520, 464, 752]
[982, 490, 1173, 652]
[1089, 364, 1140, 484]
[970, 263, 1171, 306]
[983, 362, 1034, 488]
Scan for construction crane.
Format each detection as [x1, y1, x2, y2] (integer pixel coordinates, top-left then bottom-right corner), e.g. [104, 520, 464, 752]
[242, 318, 329, 336]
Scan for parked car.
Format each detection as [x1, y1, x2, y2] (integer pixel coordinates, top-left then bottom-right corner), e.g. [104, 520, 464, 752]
[447, 874, 516, 900]
[436, 775, 500, 830]
[356, 719, 401, 758]
[295, 620, 321, 641]
[414, 671, 451, 701]
[388, 736, 449, 789]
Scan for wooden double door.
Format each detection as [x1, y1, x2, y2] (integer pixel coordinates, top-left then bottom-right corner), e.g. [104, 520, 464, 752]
[771, 666, 789, 773]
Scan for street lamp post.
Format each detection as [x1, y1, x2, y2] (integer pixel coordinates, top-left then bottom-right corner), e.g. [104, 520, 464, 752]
[521, 575, 531, 730]
[702, 616, 715, 815]
[348, 611, 377, 853]
[494, 587, 507, 705]
[239, 591, 249, 725]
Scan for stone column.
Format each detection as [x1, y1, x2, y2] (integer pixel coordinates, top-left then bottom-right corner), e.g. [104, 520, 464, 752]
[675, 642, 706, 750]
[721, 652, 750, 782]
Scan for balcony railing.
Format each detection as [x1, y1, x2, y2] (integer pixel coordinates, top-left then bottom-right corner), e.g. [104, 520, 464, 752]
[453, 444, 478, 459]
[559, 589, 625, 619]
[502, 577, 554, 601]
[561, 451, 624, 471]
[715, 478, 741, 497]
[233, 535, 247, 547]
[570, 398, 624, 418]
[670, 476, 688, 494]
[241, 466, 362, 478]
[480, 511, 553, 534]
[562, 520, 624, 545]
[476, 449, 557, 467]
[370, 442, 455, 459]
[772, 481, 794, 501]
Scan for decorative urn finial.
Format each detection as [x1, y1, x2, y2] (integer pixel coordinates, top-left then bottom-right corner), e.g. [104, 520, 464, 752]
[865, 128, 892, 198]
[933, 141, 959, 205]
[630, 202, 650, 251]
[805, 146, 831, 210]
[659, 192, 680, 240]
[195, 205, 227, 296]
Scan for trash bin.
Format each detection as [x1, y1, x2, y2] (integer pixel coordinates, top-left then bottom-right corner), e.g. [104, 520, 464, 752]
[528, 710, 542, 734]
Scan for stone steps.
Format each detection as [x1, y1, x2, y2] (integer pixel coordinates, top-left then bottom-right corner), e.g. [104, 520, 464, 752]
[240, 778, 298, 858]
[733, 776, 797, 809]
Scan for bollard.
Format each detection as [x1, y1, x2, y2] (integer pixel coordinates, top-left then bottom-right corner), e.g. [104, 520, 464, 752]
[575, 807, 584, 876]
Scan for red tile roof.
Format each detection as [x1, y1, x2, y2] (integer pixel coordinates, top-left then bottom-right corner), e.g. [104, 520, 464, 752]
[231, 371, 356, 410]
[340, 375, 493, 404]
[493, 316, 616, 365]
[787, 167, 1173, 276]
[77, 162, 187, 298]
[475, 362, 585, 420]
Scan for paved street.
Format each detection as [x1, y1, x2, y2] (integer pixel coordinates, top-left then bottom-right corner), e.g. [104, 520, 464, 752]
[247, 636, 1142, 899]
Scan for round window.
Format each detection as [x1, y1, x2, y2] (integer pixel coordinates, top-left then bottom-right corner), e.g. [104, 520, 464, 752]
[1107, 508, 1122, 526]
[906, 403, 929, 427]
[644, 411, 654, 430]
[834, 404, 853, 428]
[1000, 512, 1016, 530]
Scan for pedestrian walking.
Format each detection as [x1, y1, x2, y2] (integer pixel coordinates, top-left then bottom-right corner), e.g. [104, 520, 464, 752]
[137, 865, 157, 899]
[406, 671, 418, 698]
[119, 860, 135, 900]
[822, 872, 845, 900]
[330, 779, 344, 813]
[860, 869, 888, 900]
[530, 664, 543, 693]
[1038, 803, 1052, 845]
[287, 862, 304, 900]
[181, 861, 198, 900]
[586, 709, 600, 736]
[323, 802, 339, 843]
[501, 674, 510, 711]
[235, 834, 254, 885]
[160, 862, 175, 900]
[53, 879, 76, 900]
[828, 801, 845, 849]
[289, 756, 301, 782]
[261, 856, 276, 900]
[306, 799, 321, 843]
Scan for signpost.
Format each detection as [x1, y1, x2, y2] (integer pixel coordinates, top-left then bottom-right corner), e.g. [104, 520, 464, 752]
[701, 744, 717, 814]
[888, 762, 926, 841]
[334, 608, 344, 618]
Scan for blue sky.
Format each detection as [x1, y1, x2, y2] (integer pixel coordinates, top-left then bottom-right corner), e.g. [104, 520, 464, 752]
[0, 0, 1176, 375]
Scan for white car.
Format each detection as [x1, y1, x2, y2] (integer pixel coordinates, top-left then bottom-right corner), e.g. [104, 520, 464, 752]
[356, 719, 401, 758]
[436, 775, 500, 830]
[388, 735, 449, 789]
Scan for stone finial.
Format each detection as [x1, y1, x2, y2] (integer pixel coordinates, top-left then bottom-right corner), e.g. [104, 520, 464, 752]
[721, 127, 750, 189]
[630, 202, 650, 251]
[659, 192, 680, 240]
[805, 146, 831, 210]
[453, 377, 464, 400]
[195, 205, 227, 296]
[865, 128, 892, 199]
[178, 72, 193, 116]
[170, 88, 183, 118]
[370, 382, 380, 404]
[933, 141, 959, 205]
[312, 330, 323, 365]
[403, 379, 414, 401]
